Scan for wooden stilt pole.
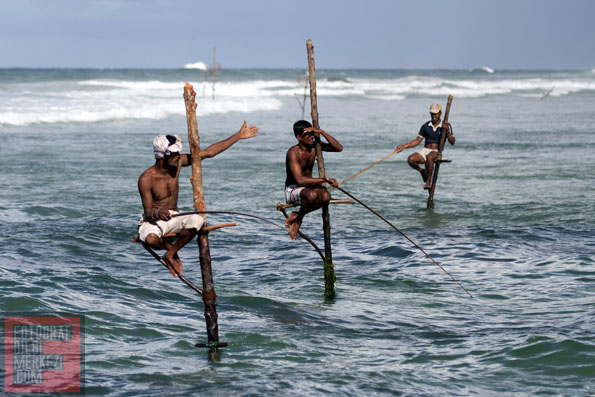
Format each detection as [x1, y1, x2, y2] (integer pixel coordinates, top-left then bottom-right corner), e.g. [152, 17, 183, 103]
[427, 95, 453, 209]
[306, 39, 336, 299]
[183, 83, 221, 348]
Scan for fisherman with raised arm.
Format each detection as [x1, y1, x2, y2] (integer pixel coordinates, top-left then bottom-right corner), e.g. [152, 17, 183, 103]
[138, 119, 258, 277]
[396, 103, 455, 189]
[284, 120, 343, 240]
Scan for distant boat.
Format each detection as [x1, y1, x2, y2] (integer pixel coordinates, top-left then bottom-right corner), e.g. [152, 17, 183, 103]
[470, 66, 495, 74]
[183, 61, 208, 71]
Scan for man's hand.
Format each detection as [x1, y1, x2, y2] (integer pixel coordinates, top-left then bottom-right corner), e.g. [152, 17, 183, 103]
[396, 145, 405, 152]
[238, 121, 259, 140]
[324, 177, 339, 188]
[443, 122, 450, 133]
[303, 126, 323, 135]
[153, 208, 172, 222]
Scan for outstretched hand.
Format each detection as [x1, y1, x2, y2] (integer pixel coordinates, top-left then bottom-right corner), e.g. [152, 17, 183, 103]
[395, 145, 405, 153]
[238, 120, 259, 140]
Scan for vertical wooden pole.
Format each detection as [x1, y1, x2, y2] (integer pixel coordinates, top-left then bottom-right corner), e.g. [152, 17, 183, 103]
[183, 83, 220, 346]
[306, 39, 335, 299]
[427, 95, 453, 209]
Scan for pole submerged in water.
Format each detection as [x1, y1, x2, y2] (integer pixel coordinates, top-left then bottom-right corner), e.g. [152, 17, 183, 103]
[183, 83, 220, 348]
[306, 39, 336, 299]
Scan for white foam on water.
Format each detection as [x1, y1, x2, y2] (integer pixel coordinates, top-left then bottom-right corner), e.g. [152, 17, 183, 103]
[2, 73, 595, 126]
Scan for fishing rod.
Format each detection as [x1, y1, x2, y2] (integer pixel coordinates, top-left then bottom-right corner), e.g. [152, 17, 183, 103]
[329, 148, 402, 192]
[327, 180, 473, 298]
[171, 210, 324, 260]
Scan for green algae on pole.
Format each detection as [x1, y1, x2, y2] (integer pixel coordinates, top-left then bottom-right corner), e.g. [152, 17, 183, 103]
[306, 39, 336, 299]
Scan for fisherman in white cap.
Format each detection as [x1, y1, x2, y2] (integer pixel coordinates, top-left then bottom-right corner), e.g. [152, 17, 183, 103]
[396, 103, 455, 189]
[138, 121, 258, 277]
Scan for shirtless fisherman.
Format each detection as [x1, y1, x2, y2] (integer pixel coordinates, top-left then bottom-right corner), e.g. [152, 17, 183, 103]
[138, 120, 258, 277]
[284, 120, 343, 240]
[396, 103, 455, 189]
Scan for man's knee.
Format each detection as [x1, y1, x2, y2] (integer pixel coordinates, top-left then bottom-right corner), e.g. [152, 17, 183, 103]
[144, 233, 162, 248]
[408, 154, 421, 165]
[319, 190, 331, 203]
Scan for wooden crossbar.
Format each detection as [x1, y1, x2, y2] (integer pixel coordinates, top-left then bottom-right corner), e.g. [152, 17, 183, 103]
[276, 199, 354, 211]
[132, 222, 238, 243]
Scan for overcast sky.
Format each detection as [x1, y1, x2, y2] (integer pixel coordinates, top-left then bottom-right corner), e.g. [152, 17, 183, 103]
[1, 0, 593, 69]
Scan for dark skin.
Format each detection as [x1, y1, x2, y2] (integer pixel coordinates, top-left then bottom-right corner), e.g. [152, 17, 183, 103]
[396, 111, 455, 189]
[138, 119, 258, 277]
[285, 127, 343, 240]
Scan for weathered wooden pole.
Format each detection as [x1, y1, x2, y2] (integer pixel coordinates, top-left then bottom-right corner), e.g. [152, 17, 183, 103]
[306, 39, 336, 299]
[183, 82, 220, 347]
[427, 94, 453, 209]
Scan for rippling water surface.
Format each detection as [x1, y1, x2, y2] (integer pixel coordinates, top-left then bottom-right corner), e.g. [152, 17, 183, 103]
[1, 68, 594, 396]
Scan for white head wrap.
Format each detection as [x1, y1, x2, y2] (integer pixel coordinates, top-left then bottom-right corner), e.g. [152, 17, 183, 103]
[153, 135, 182, 159]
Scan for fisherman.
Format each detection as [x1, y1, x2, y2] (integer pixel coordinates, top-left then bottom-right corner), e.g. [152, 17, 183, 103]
[284, 120, 343, 240]
[138, 120, 258, 277]
[396, 103, 455, 189]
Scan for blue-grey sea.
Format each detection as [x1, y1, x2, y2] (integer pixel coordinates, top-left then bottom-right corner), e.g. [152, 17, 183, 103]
[1, 67, 594, 396]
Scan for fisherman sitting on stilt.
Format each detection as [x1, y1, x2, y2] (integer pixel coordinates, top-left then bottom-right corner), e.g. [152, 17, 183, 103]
[396, 103, 455, 189]
[284, 120, 343, 240]
[137, 120, 258, 277]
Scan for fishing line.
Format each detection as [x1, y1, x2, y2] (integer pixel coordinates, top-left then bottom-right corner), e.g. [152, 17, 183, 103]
[329, 182, 473, 298]
[329, 149, 402, 191]
[172, 210, 324, 260]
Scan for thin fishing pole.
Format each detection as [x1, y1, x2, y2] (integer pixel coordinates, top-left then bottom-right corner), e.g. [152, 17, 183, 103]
[172, 210, 324, 260]
[329, 182, 473, 298]
[329, 149, 402, 191]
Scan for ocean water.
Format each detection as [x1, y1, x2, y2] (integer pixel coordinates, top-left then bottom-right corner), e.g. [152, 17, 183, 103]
[1, 68, 594, 396]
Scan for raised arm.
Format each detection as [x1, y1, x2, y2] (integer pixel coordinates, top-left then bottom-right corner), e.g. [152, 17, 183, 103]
[443, 122, 456, 145]
[304, 127, 343, 152]
[200, 121, 259, 160]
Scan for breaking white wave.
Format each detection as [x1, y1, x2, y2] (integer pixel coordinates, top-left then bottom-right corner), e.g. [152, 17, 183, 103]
[2, 72, 595, 126]
[183, 61, 208, 70]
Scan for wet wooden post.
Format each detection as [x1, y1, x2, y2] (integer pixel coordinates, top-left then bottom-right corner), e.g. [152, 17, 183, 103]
[306, 39, 336, 299]
[183, 83, 220, 347]
[427, 95, 453, 209]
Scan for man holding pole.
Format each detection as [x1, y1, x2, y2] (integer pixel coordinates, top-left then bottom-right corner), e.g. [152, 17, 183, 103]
[284, 120, 343, 240]
[396, 103, 455, 189]
[137, 120, 258, 277]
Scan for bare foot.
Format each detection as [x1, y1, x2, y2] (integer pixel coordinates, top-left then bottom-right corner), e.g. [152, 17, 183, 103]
[423, 183, 431, 190]
[285, 211, 299, 227]
[288, 220, 301, 241]
[163, 252, 183, 277]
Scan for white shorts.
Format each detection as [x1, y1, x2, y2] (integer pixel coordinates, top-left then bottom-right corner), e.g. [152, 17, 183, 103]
[285, 185, 305, 205]
[138, 210, 204, 242]
[417, 147, 438, 162]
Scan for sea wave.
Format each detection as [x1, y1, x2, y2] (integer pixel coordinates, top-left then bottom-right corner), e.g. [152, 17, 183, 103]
[2, 73, 595, 126]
